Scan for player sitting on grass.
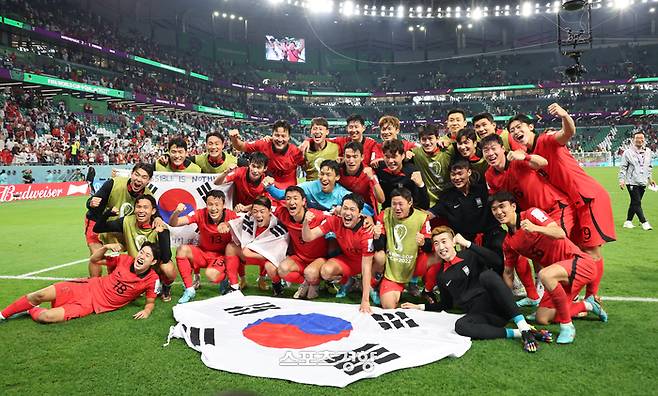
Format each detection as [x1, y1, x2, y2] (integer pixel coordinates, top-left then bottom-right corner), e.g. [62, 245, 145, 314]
[168, 190, 238, 304]
[402, 227, 552, 353]
[1, 243, 160, 324]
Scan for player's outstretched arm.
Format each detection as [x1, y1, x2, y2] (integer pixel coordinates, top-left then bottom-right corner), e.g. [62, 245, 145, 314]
[359, 255, 374, 314]
[168, 203, 190, 227]
[301, 211, 324, 242]
[507, 150, 548, 170]
[133, 297, 155, 320]
[548, 103, 576, 145]
[228, 129, 246, 152]
[90, 244, 122, 264]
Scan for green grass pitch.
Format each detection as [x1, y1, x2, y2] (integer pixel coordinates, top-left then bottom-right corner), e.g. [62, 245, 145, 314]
[0, 167, 657, 395]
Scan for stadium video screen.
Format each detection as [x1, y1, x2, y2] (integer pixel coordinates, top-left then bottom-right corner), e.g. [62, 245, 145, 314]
[265, 35, 306, 63]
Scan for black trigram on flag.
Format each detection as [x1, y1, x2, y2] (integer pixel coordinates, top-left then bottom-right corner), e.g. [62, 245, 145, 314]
[325, 343, 400, 376]
[270, 223, 288, 238]
[224, 302, 280, 316]
[181, 324, 215, 347]
[371, 311, 419, 330]
[196, 182, 214, 200]
[242, 217, 255, 234]
[147, 183, 158, 194]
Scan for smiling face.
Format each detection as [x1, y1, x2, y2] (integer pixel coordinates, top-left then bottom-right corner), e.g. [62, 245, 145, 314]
[432, 232, 456, 261]
[447, 113, 467, 135]
[420, 134, 438, 154]
[206, 136, 224, 158]
[343, 147, 362, 172]
[457, 135, 477, 158]
[134, 198, 157, 225]
[509, 120, 535, 147]
[272, 127, 290, 151]
[384, 151, 404, 172]
[134, 245, 157, 274]
[347, 121, 365, 142]
[450, 167, 471, 190]
[169, 144, 187, 167]
[251, 204, 271, 228]
[205, 195, 225, 221]
[318, 166, 339, 193]
[633, 133, 645, 149]
[340, 199, 361, 228]
[129, 168, 151, 192]
[391, 195, 412, 219]
[310, 124, 328, 146]
[248, 162, 267, 181]
[380, 123, 399, 142]
[285, 190, 306, 219]
[481, 140, 506, 169]
[474, 118, 496, 139]
[491, 199, 517, 226]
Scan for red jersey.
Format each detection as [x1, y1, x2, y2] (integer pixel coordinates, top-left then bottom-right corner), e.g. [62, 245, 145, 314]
[274, 206, 327, 262]
[338, 164, 379, 212]
[89, 254, 159, 313]
[243, 140, 303, 189]
[503, 208, 586, 269]
[186, 208, 238, 253]
[224, 166, 267, 206]
[330, 136, 379, 167]
[372, 139, 418, 161]
[529, 133, 604, 202]
[485, 158, 568, 213]
[319, 216, 374, 267]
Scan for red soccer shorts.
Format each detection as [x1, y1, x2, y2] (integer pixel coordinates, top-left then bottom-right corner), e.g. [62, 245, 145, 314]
[548, 202, 576, 237]
[573, 193, 617, 248]
[189, 246, 226, 271]
[53, 280, 95, 320]
[329, 255, 363, 284]
[84, 218, 101, 245]
[539, 255, 597, 322]
[287, 254, 314, 271]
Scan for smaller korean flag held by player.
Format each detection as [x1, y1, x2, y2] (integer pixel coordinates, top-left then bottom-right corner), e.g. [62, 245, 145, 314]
[115, 170, 234, 246]
[167, 292, 471, 387]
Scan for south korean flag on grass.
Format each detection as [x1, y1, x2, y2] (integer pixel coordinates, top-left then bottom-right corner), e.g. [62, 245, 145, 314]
[166, 293, 471, 387]
[115, 170, 234, 246]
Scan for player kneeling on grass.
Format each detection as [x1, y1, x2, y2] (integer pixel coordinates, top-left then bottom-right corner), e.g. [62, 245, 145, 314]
[302, 193, 377, 313]
[402, 227, 552, 353]
[491, 191, 608, 344]
[0, 243, 160, 324]
[372, 188, 435, 308]
[168, 190, 238, 304]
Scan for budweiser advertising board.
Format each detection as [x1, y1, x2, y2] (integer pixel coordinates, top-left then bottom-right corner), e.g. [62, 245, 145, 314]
[0, 182, 89, 203]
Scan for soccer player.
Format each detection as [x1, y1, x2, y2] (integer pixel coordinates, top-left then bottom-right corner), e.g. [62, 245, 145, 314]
[265, 159, 374, 215]
[301, 117, 339, 181]
[372, 188, 434, 309]
[225, 196, 290, 296]
[302, 193, 376, 313]
[472, 112, 522, 151]
[338, 141, 385, 213]
[0, 243, 160, 324]
[85, 163, 154, 277]
[192, 132, 237, 173]
[402, 227, 551, 353]
[445, 108, 468, 141]
[214, 152, 269, 213]
[274, 186, 328, 300]
[329, 114, 380, 167]
[92, 195, 175, 302]
[453, 128, 488, 183]
[372, 115, 418, 166]
[168, 190, 238, 304]
[491, 191, 608, 344]
[411, 124, 454, 206]
[509, 106, 617, 300]
[375, 139, 430, 210]
[229, 120, 304, 189]
[155, 137, 202, 173]
[619, 129, 655, 230]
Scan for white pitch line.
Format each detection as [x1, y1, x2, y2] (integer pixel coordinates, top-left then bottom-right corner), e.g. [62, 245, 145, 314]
[17, 258, 88, 277]
[0, 275, 76, 281]
[601, 296, 658, 303]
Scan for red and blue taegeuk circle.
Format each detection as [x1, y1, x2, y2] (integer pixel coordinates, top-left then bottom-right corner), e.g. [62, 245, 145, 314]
[157, 188, 196, 223]
[243, 313, 352, 349]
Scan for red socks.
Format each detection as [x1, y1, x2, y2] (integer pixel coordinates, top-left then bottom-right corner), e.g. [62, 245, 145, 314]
[586, 258, 604, 297]
[547, 283, 571, 324]
[226, 256, 240, 285]
[176, 257, 193, 288]
[423, 264, 439, 292]
[516, 257, 539, 300]
[1, 295, 36, 318]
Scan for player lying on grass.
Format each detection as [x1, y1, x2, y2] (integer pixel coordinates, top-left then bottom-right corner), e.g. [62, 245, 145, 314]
[402, 226, 552, 353]
[0, 243, 161, 324]
[168, 190, 238, 304]
[491, 191, 608, 344]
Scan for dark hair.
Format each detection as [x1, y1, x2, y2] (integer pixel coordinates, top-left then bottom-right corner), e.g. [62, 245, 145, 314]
[272, 120, 291, 134]
[252, 195, 272, 210]
[311, 117, 329, 129]
[285, 185, 306, 200]
[447, 108, 467, 119]
[506, 114, 534, 131]
[139, 241, 161, 262]
[417, 124, 439, 138]
[168, 136, 187, 150]
[632, 130, 645, 138]
[472, 113, 494, 124]
[204, 189, 226, 202]
[344, 141, 364, 155]
[206, 131, 225, 142]
[450, 159, 471, 172]
[342, 193, 364, 211]
[249, 152, 269, 168]
[382, 139, 405, 155]
[390, 187, 413, 203]
[346, 114, 365, 126]
[135, 194, 158, 210]
[132, 162, 154, 178]
[480, 133, 504, 148]
[456, 128, 477, 143]
[489, 190, 517, 205]
[319, 159, 340, 175]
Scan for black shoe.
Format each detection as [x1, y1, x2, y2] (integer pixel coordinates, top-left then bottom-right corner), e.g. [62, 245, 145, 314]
[223, 285, 240, 295]
[272, 281, 284, 297]
[161, 283, 172, 302]
[421, 289, 436, 305]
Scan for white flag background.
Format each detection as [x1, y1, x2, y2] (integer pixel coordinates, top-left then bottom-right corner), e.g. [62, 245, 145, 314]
[167, 292, 471, 387]
[115, 170, 234, 246]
